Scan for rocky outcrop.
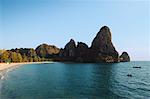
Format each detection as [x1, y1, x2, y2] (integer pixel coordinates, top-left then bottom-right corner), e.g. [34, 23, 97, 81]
[59, 39, 76, 61]
[35, 44, 60, 58]
[76, 42, 88, 58]
[59, 26, 130, 63]
[91, 26, 119, 62]
[75, 42, 91, 62]
[119, 52, 130, 62]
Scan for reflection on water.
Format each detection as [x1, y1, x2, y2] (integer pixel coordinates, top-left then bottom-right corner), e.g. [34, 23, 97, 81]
[0, 61, 150, 98]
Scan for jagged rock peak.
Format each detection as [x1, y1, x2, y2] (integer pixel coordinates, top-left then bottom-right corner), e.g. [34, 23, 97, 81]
[77, 42, 88, 49]
[70, 39, 75, 42]
[119, 52, 130, 62]
[91, 26, 117, 52]
[64, 39, 76, 50]
[98, 26, 111, 38]
[90, 26, 119, 62]
[100, 26, 110, 31]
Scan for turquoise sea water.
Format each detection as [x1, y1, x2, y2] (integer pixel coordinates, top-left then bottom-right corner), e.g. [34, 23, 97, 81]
[0, 61, 150, 99]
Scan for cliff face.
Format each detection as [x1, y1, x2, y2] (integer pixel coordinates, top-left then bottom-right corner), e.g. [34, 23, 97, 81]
[59, 39, 76, 61]
[35, 44, 60, 58]
[59, 26, 127, 63]
[91, 26, 119, 62]
[75, 42, 92, 62]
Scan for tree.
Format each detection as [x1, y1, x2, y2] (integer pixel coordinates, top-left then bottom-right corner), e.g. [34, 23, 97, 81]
[10, 52, 17, 62]
[10, 52, 22, 62]
[0, 51, 9, 62]
[33, 56, 38, 62]
[22, 54, 28, 62]
[17, 53, 23, 62]
[28, 49, 37, 58]
[37, 56, 41, 62]
[29, 57, 33, 62]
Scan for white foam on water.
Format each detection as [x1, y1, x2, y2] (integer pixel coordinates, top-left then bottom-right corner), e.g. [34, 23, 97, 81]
[1, 76, 4, 80]
[0, 72, 5, 80]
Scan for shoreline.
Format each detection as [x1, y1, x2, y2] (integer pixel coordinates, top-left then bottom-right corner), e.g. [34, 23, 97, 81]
[0, 61, 53, 80]
[0, 61, 52, 72]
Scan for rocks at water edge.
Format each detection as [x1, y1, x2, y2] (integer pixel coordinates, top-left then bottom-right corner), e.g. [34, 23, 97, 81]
[119, 52, 130, 62]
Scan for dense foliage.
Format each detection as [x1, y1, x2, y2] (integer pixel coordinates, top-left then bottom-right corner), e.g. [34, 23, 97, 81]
[35, 44, 60, 58]
[0, 44, 60, 63]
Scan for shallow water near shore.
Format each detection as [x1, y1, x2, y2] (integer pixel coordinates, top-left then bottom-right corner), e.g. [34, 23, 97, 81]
[0, 61, 150, 98]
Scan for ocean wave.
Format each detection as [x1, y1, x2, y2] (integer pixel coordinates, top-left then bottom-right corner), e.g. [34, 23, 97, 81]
[0, 68, 12, 80]
[130, 81, 150, 86]
[137, 87, 150, 92]
[0, 72, 5, 80]
[0, 75, 4, 80]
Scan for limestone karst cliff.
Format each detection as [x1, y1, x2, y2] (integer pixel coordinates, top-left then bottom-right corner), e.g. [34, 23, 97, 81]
[59, 26, 130, 63]
[35, 44, 60, 58]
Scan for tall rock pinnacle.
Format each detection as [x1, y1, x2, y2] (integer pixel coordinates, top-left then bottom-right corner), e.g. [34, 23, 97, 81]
[91, 26, 119, 62]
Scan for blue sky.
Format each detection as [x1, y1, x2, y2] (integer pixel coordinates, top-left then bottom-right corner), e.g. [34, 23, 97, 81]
[0, 0, 149, 60]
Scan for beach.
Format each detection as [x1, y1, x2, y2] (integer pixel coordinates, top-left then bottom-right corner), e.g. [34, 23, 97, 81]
[0, 62, 52, 80]
[0, 62, 51, 72]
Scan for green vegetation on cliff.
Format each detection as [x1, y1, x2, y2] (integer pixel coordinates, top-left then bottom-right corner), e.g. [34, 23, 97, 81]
[0, 44, 60, 63]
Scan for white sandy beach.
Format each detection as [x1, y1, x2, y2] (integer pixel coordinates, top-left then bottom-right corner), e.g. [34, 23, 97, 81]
[0, 62, 51, 72]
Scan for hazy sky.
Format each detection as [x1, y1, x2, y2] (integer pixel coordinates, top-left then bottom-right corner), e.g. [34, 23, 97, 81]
[0, 0, 149, 61]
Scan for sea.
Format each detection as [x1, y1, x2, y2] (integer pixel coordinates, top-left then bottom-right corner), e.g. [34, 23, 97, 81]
[0, 61, 150, 99]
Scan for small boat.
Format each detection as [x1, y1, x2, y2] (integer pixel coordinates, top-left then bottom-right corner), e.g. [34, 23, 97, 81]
[133, 66, 141, 68]
[127, 74, 132, 77]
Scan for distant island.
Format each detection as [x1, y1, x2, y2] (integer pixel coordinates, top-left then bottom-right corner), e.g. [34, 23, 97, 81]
[0, 26, 130, 63]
